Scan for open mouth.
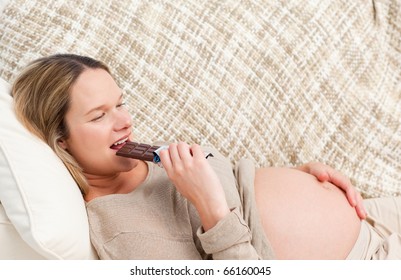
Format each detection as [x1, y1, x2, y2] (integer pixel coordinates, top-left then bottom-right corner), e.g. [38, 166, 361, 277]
[110, 137, 129, 150]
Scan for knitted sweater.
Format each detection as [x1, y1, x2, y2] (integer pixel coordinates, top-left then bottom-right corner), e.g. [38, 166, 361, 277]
[86, 146, 274, 259]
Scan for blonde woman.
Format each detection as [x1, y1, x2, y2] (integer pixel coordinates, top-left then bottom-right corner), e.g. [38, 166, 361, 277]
[12, 54, 400, 259]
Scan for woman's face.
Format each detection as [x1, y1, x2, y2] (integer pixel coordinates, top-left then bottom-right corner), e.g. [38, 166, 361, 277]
[59, 68, 138, 176]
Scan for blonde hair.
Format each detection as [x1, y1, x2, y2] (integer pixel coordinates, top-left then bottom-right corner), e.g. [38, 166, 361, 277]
[12, 54, 110, 195]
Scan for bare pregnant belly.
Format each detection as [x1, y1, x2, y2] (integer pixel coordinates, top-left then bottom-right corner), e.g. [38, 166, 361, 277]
[254, 167, 361, 259]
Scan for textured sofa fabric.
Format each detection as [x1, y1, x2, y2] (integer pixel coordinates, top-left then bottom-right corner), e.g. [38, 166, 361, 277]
[0, 0, 400, 200]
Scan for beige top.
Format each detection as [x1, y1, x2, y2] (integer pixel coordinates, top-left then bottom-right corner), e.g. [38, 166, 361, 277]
[86, 146, 274, 259]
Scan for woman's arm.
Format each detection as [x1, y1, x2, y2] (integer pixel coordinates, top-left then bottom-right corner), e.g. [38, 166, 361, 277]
[159, 142, 263, 259]
[159, 142, 230, 231]
[295, 162, 366, 219]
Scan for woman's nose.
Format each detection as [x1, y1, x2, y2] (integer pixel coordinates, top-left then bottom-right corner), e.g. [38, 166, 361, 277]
[114, 109, 132, 131]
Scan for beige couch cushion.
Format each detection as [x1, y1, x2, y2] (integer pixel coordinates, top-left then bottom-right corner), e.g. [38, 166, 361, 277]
[0, 1, 400, 199]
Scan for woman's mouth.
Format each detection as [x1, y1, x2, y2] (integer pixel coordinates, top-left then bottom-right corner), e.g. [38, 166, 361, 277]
[110, 137, 129, 150]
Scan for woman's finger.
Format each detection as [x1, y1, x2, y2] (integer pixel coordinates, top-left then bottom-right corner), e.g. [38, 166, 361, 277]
[177, 141, 192, 162]
[168, 143, 181, 166]
[159, 149, 172, 171]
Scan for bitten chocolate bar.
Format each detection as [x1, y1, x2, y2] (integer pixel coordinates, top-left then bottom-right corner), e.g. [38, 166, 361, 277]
[116, 141, 214, 164]
[116, 141, 160, 162]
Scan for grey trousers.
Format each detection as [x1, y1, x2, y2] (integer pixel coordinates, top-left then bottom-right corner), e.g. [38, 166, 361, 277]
[346, 197, 401, 259]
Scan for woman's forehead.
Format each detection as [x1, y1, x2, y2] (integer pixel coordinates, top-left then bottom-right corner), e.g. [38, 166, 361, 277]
[69, 69, 121, 112]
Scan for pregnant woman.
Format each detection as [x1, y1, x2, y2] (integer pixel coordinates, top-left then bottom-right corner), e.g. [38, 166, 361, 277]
[12, 54, 400, 259]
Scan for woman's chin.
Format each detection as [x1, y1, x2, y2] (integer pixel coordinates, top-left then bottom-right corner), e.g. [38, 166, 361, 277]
[119, 157, 140, 170]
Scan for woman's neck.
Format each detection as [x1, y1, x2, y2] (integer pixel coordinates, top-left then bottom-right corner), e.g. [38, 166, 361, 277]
[84, 160, 148, 201]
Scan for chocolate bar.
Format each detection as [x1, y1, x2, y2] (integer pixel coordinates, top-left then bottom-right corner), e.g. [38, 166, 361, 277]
[116, 141, 160, 162]
[116, 141, 214, 163]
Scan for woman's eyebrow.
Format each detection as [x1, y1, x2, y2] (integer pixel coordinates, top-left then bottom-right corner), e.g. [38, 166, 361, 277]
[84, 92, 124, 116]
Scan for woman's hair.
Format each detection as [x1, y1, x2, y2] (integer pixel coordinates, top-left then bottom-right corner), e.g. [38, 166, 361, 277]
[12, 53, 110, 195]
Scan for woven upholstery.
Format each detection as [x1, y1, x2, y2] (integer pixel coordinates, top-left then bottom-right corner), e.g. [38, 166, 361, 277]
[0, 0, 400, 198]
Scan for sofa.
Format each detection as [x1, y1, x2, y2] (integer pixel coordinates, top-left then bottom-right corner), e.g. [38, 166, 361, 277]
[0, 0, 400, 259]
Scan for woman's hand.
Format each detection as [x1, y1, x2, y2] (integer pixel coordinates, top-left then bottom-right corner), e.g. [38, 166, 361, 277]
[159, 142, 230, 230]
[296, 162, 367, 219]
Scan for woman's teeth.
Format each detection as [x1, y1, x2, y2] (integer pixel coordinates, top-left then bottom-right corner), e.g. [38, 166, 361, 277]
[112, 137, 128, 147]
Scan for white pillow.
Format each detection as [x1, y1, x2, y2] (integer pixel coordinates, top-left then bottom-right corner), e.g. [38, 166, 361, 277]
[0, 203, 44, 259]
[0, 77, 97, 259]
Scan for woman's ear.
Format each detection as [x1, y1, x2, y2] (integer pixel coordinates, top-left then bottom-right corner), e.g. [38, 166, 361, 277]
[57, 138, 68, 150]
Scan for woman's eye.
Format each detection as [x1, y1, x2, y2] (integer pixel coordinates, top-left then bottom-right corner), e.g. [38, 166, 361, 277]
[117, 102, 126, 108]
[91, 113, 105, 122]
